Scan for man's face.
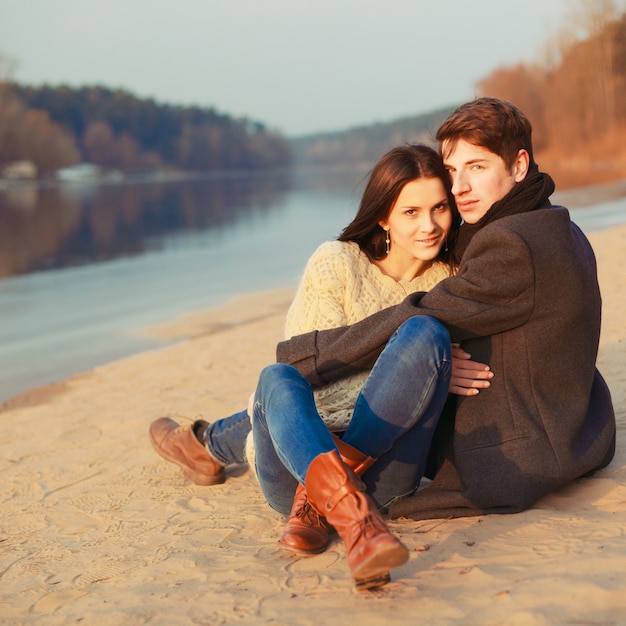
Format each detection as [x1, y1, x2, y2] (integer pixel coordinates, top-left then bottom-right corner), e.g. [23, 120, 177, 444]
[442, 139, 523, 224]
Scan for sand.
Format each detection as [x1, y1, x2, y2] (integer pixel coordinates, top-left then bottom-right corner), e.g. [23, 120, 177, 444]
[1, 225, 625, 626]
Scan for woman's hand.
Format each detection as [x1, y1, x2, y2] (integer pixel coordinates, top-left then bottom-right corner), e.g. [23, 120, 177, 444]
[450, 343, 494, 396]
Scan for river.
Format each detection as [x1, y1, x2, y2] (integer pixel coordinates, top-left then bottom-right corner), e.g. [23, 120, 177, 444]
[1, 168, 625, 402]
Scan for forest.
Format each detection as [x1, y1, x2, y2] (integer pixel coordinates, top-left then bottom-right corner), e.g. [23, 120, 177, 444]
[0, 81, 292, 177]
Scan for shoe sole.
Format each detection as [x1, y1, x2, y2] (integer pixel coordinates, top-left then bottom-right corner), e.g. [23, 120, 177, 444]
[278, 537, 329, 555]
[354, 571, 392, 591]
[352, 542, 409, 591]
[149, 432, 226, 486]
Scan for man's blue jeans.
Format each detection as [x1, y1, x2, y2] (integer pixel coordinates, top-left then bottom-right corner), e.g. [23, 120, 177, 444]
[250, 316, 452, 515]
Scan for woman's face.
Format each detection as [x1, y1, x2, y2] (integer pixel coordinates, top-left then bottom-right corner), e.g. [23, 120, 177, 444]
[379, 177, 453, 263]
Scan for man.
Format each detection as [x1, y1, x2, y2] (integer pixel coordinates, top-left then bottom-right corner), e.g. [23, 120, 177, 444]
[275, 97, 616, 520]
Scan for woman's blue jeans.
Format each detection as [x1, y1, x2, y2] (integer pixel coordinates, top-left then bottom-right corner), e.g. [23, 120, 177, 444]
[250, 316, 452, 515]
[205, 408, 251, 466]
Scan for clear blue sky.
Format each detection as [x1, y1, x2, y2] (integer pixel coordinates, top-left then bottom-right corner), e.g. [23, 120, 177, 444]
[1, 0, 572, 136]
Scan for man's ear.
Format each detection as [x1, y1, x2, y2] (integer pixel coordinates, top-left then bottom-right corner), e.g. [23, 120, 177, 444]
[513, 149, 530, 182]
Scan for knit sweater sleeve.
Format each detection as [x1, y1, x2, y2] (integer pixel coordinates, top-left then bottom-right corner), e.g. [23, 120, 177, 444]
[284, 241, 354, 339]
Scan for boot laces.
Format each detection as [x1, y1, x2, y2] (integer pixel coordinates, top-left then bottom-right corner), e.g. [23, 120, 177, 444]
[295, 500, 327, 528]
[359, 513, 388, 539]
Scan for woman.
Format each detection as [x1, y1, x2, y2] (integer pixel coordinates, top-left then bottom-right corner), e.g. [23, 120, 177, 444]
[150, 144, 489, 590]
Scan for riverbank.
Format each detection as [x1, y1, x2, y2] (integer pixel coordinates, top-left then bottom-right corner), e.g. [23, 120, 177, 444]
[0, 225, 625, 625]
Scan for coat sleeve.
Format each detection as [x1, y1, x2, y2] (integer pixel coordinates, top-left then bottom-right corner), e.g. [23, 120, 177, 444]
[276, 225, 536, 386]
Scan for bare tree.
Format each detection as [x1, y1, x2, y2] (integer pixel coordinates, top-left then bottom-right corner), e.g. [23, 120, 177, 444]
[0, 53, 21, 166]
[477, 63, 549, 152]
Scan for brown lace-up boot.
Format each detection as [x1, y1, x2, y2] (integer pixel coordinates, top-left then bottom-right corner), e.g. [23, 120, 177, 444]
[278, 484, 332, 554]
[304, 450, 409, 590]
[279, 437, 376, 555]
[149, 417, 225, 485]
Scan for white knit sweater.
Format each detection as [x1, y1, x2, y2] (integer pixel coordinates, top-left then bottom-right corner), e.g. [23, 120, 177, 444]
[284, 240, 450, 431]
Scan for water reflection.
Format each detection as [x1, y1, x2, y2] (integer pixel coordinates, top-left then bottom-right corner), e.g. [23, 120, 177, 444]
[0, 171, 294, 278]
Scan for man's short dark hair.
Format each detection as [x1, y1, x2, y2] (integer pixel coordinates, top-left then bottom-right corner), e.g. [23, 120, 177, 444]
[436, 97, 535, 170]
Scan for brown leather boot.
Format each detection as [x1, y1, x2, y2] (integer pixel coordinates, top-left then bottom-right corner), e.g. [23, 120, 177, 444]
[305, 450, 409, 590]
[279, 483, 332, 554]
[332, 435, 376, 476]
[149, 417, 225, 485]
[279, 438, 376, 555]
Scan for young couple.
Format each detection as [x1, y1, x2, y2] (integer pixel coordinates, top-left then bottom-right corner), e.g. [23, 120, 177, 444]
[150, 98, 616, 591]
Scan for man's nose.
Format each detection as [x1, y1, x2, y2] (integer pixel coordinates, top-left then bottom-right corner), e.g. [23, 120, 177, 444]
[451, 171, 469, 195]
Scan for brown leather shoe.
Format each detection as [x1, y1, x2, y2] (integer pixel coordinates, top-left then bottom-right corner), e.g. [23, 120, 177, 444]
[149, 417, 225, 485]
[305, 450, 408, 590]
[279, 440, 374, 555]
[279, 483, 331, 554]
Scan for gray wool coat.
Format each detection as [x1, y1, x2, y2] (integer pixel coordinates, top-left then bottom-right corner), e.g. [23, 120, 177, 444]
[276, 207, 616, 520]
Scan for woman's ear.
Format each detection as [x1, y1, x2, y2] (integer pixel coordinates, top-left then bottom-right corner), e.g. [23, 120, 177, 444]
[513, 149, 530, 182]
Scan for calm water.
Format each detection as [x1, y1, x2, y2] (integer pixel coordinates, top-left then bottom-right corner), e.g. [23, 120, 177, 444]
[1, 169, 625, 403]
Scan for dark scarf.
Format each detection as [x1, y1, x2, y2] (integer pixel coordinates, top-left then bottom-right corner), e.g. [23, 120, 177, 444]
[452, 164, 555, 264]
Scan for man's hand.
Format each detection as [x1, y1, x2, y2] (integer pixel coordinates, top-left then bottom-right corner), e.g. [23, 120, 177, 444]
[450, 343, 493, 396]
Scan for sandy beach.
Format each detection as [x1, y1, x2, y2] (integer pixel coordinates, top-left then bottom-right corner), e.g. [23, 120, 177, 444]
[1, 224, 625, 626]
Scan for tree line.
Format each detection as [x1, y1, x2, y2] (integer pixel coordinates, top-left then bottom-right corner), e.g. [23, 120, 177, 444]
[290, 106, 456, 169]
[0, 79, 292, 177]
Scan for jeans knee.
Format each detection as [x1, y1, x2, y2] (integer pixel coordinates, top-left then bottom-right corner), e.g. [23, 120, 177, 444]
[256, 363, 310, 425]
[397, 315, 450, 349]
[258, 363, 299, 389]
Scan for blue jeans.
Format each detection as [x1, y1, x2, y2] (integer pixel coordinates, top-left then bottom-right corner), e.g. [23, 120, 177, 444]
[205, 408, 251, 466]
[251, 316, 452, 515]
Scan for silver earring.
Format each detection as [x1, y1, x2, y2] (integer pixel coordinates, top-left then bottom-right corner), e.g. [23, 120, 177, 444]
[385, 230, 390, 255]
